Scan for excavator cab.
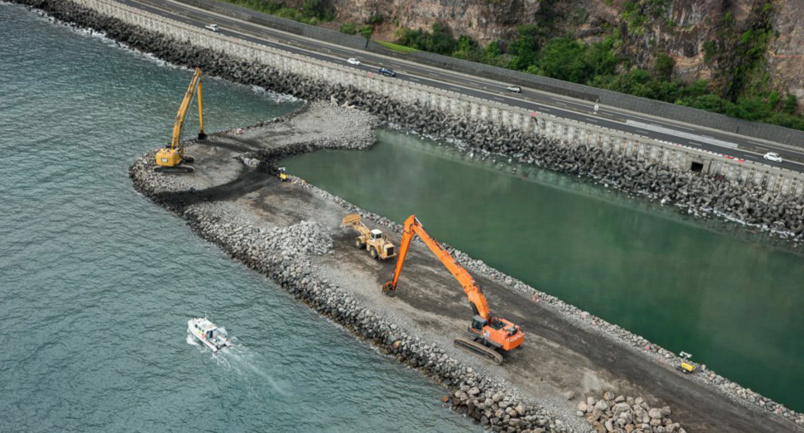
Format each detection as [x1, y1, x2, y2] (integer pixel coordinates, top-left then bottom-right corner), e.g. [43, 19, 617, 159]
[471, 315, 487, 331]
[156, 146, 183, 168]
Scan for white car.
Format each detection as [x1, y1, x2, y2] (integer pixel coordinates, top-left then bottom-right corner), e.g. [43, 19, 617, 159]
[347, 58, 360, 65]
[763, 152, 783, 163]
[506, 85, 522, 93]
[204, 24, 219, 32]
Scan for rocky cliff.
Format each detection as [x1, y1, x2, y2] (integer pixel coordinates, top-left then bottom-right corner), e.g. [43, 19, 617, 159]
[322, 0, 803, 104]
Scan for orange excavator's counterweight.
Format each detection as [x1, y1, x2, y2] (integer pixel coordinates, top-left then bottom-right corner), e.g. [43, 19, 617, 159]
[382, 215, 524, 363]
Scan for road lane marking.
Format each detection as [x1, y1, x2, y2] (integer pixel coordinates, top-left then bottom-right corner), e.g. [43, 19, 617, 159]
[626, 120, 738, 149]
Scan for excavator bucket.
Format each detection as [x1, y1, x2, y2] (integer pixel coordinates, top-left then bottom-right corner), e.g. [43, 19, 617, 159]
[341, 214, 362, 227]
[381, 281, 396, 296]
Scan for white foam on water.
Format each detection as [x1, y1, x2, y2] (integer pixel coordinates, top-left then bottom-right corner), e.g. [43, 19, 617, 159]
[186, 333, 200, 347]
[27, 7, 185, 70]
[250, 85, 301, 103]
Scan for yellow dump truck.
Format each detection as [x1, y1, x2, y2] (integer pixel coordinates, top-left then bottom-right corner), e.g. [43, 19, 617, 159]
[341, 214, 397, 260]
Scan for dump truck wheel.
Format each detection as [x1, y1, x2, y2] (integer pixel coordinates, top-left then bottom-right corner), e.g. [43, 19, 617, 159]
[355, 238, 364, 249]
[369, 247, 378, 259]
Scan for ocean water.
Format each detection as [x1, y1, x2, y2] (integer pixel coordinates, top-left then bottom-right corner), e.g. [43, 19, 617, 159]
[0, 5, 477, 432]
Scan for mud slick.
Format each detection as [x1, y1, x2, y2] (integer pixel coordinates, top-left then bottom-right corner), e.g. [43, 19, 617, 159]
[16, 0, 804, 431]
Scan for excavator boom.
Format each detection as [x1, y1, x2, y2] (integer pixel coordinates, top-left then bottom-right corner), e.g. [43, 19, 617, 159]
[382, 215, 524, 362]
[171, 67, 206, 151]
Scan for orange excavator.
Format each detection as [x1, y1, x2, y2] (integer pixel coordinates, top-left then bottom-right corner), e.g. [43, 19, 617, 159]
[382, 215, 524, 364]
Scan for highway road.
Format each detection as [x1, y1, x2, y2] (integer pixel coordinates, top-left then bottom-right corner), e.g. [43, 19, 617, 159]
[120, 0, 804, 173]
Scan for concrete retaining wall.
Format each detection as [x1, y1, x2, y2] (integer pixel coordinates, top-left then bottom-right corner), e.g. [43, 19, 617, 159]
[72, 0, 804, 197]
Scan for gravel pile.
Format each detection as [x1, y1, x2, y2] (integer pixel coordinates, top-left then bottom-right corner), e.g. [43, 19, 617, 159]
[21, 0, 804, 427]
[579, 392, 684, 433]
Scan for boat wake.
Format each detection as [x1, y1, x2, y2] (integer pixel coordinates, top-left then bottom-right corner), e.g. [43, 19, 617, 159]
[185, 326, 290, 395]
[211, 344, 291, 395]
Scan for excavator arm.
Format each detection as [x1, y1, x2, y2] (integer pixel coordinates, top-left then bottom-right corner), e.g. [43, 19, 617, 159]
[170, 67, 206, 153]
[383, 215, 491, 318]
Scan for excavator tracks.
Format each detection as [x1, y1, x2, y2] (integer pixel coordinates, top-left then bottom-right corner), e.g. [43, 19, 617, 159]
[154, 165, 194, 174]
[454, 337, 503, 365]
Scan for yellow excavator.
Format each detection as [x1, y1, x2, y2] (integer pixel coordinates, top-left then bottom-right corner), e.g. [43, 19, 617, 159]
[155, 67, 206, 173]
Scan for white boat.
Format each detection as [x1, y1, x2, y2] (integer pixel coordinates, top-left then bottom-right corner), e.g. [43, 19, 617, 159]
[188, 317, 231, 352]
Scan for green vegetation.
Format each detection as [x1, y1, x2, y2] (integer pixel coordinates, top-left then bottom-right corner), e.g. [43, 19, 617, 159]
[395, 22, 458, 55]
[219, 0, 801, 129]
[359, 25, 374, 40]
[218, 0, 332, 25]
[339, 23, 357, 35]
[367, 14, 384, 25]
[387, 12, 802, 130]
[376, 41, 419, 54]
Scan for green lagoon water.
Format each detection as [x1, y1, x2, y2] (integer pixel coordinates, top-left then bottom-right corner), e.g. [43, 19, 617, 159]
[0, 5, 477, 432]
[285, 130, 804, 412]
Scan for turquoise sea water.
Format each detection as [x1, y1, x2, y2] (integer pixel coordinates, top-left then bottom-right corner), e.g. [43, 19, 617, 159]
[0, 5, 477, 432]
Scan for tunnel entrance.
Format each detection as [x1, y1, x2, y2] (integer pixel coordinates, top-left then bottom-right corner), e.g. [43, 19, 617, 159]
[690, 161, 704, 173]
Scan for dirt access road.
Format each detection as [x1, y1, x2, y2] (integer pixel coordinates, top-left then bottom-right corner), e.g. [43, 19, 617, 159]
[144, 104, 801, 433]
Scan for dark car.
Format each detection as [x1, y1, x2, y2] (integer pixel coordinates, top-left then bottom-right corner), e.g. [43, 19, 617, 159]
[378, 67, 396, 77]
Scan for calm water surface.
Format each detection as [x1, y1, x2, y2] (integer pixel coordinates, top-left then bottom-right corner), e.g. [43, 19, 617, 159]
[285, 130, 804, 412]
[0, 5, 477, 432]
